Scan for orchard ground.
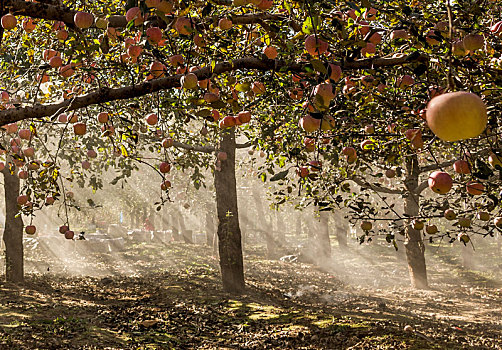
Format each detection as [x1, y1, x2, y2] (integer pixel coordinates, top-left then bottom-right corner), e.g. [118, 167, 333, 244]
[0, 231, 500, 349]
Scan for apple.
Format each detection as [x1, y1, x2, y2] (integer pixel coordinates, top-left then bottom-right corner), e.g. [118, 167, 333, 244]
[18, 170, 28, 180]
[150, 61, 166, 78]
[360, 221, 372, 231]
[458, 232, 470, 244]
[49, 56, 63, 68]
[289, 88, 304, 100]
[364, 124, 375, 134]
[1, 14, 17, 30]
[452, 40, 466, 56]
[17, 195, 29, 205]
[413, 220, 424, 230]
[168, 55, 184, 66]
[194, 34, 205, 47]
[175, 17, 193, 35]
[466, 181, 484, 195]
[181, 73, 198, 89]
[59, 65, 75, 78]
[313, 83, 336, 108]
[162, 138, 174, 148]
[305, 35, 328, 56]
[425, 224, 438, 234]
[0, 162, 4, 171]
[477, 211, 490, 221]
[458, 217, 471, 228]
[156, 0, 173, 13]
[304, 138, 315, 152]
[97, 112, 109, 123]
[125, 7, 143, 26]
[428, 171, 453, 194]
[159, 162, 171, 173]
[1, 90, 9, 102]
[297, 167, 309, 178]
[25, 225, 36, 235]
[74, 12, 94, 29]
[251, 81, 266, 95]
[361, 42, 376, 56]
[299, 115, 321, 133]
[385, 169, 396, 178]
[256, 0, 273, 9]
[237, 111, 252, 124]
[18, 129, 31, 140]
[328, 64, 342, 81]
[220, 116, 236, 128]
[65, 230, 74, 240]
[490, 21, 502, 36]
[426, 92, 487, 142]
[66, 191, 74, 199]
[488, 153, 502, 169]
[45, 196, 55, 205]
[81, 160, 91, 170]
[146, 113, 158, 125]
[390, 29, 409, 40]
[73, 123, 87, 135]
[263, 46, 278, 59]
[463, 34, 484, 52]
[219, 18, 233, 30]
[95, 17, 108, 29]
[146, 27, 163, 44]
[360, 139, 374, 150]
[161, 180, 172, 190]
[87, 149, 97, 158]
[453, 159, 470, 174]
[309, 160, 322, 171]
[22, 18, 36, 33]
[494, 217, 502, 228]
[56, 29, 69, 41]
[127, 45, 142, 58]
[444, 209, 456, 220]
[368, 31, 382, 45]
[23, 147, 35, 158]
[321, 115, 335, 131]
[342, 147, 356, 157]
[397, 75, 414, 89]
[217, 152, 228, 161]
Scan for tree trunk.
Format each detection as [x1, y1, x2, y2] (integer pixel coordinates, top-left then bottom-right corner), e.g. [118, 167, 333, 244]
[295, 214, 302, 237]
[313, 210, 331, 264]
[335, 221, 348, 248]
[403, 155, 428, 289]
[214, 128, 245, 294]
[205, 211, 214, 246]
[252, 189, 276, 258]
[2, 168, 24, 284]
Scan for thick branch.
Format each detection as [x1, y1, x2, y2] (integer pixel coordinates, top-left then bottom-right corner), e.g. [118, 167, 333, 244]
[0, 53, 427, 125]
[173, 141, 215, 154]
[350, 176, 404, 195]
[416, 180, 429, 194]
[236, 142, 251, 149]
[6, 0, 288, 29]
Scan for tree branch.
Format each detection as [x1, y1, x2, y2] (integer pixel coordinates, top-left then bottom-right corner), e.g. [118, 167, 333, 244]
[6, 0, 289, 29]
[0, 53, 427, 126]
[349, 176, 404, 195]
[236, 142, 251, 149]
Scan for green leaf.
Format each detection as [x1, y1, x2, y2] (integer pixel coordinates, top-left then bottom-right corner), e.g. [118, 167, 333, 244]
[270, 169, 289, 181]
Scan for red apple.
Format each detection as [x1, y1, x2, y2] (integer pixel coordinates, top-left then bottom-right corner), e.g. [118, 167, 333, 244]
[146, 113, 158, 125]
[466, 181, 484, 195]
[159, 162, 171, 173]
[428, 171, 453, 194]
[73, 123, 87, 135]
[453, 159, 470, 174]
[1, 14, 17, 30]
[25, 225, 36, 235]
[74, 12, 94, 29]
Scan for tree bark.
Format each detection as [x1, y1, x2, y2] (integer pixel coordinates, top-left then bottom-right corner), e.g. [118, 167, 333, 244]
[214, 128, 245, 294]
[2, 168, 24, 283]
[403, 155, 428, 289]
[314, 211, 331, 264]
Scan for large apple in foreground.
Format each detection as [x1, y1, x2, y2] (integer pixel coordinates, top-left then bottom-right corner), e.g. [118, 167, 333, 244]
[426, 92, 487, 142]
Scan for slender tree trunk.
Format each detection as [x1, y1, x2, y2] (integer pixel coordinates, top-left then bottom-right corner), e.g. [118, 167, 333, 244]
[295, 214, 302, 237]
[252, 189, 275, 258]
[404, 156, 428, 289]
[313, 210, 331, 264]
[205, 210, 214, 246]
[2, 168, 24, 283]
[214, 128, 245, 293]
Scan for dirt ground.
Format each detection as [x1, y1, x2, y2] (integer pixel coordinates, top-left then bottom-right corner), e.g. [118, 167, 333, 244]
[0, 234, 501, 349]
